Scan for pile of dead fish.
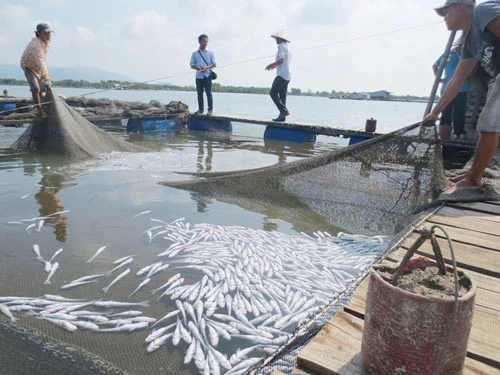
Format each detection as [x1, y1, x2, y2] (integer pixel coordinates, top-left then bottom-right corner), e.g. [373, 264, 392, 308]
[3, 214, 387, 375]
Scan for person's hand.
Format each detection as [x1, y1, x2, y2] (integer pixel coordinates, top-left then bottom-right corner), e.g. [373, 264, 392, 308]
[422, 112, 438, 126]
[43, 79, 52, 88]
[265, 63, 274, 70]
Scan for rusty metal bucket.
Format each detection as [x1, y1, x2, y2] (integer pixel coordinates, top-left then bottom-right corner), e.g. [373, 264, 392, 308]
[361, 227, 476, 375]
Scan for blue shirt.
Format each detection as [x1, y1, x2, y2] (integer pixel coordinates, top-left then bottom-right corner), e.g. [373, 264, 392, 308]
[435, 50, 469, 93]
[190, 49, 216, 79]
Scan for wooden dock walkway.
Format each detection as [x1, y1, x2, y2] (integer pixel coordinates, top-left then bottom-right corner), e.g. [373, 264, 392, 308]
[284, 200, 500, 375]
[202, 114, 380, 139]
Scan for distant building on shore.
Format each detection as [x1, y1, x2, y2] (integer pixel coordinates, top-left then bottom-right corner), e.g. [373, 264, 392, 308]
[368, 90, 391, 100]
[350, 92, 370, 100]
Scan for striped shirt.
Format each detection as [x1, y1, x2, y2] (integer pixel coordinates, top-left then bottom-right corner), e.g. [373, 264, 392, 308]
[20, 37, 50, 80]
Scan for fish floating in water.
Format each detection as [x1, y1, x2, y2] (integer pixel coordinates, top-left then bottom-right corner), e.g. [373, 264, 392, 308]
[4, 217, 387, 375]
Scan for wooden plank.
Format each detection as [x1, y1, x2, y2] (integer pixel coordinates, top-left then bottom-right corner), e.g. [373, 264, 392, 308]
[297, 311, 499, 375]
[297, 311, 364, 375]
[431, 206, 500, 233]
[410, 223, 500, 251]
[449, 201, 500, 215]
[399, 232, 500, 277]
[203, 114, 379, 139]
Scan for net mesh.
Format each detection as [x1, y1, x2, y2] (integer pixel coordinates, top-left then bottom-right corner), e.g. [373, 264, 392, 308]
[158, 123, 448, 374]
[162, 123, 447, 236]
[9, 89, 145, 159]
[3, 93, 450, 374]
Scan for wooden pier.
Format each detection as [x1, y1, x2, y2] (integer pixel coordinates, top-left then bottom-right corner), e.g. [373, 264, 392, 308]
[278, 200, 500, 375]
[199, 114, 381, 139]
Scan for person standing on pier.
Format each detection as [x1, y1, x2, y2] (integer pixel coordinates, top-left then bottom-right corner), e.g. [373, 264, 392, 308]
[266, 30, 291, 122]
[190, 34, 216, 116]
[423, 0, 500, 191]
[20, 23, 53, 119]
[432, 32, 469, 140]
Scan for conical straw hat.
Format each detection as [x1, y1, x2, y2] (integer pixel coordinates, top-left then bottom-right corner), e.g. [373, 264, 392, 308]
[271, 30, 291, 43]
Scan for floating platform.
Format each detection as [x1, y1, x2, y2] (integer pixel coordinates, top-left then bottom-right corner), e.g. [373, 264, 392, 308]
[188, 115, 232, 132]
[291, 201, 500, 374]
[127, 116, 184, 132]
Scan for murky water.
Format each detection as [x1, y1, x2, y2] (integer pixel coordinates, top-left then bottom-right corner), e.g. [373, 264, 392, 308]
[0, 88, 425, 374]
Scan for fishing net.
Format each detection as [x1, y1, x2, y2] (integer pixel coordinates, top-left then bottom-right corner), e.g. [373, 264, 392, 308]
[156, 122, 449, 374]
[162, 123, 447, 236]
[8, 88, 146, 160]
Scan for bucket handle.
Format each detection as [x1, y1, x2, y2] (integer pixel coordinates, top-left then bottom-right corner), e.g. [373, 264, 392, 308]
[391, 227, 447, 285]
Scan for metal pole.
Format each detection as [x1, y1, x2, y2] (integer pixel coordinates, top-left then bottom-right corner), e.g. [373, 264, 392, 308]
[424, 30, 457, 116]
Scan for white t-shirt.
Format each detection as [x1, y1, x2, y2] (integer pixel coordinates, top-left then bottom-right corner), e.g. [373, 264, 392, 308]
[276, 42, 291, 81]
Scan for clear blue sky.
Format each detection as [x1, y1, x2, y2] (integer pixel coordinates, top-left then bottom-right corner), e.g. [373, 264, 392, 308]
[0, 0, 477, 96]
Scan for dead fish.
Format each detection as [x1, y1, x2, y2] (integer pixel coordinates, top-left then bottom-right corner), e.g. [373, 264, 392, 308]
[133, 210, 151, 217]
[102, 268, 130, 293]
[0, 303, 18, 323]
[60, 280, 99, 290]
[43, 261, 59, 285]
[127, 278, 150, 300]
[86, 246, 106, 263]
[32, 244, 43, 260]
[48, 248, 63, 263]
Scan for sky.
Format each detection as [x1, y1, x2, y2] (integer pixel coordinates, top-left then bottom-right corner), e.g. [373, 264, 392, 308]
[0, 0, 483, 96]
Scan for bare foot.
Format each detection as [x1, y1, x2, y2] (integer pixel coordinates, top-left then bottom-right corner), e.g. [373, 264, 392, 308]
[442, 178, 483, 192]
[447, 171, 468, 183]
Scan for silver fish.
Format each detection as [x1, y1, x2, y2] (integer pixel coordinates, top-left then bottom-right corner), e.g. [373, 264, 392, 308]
[127, 277, 151, 300]
[42, 317, 77, 332]
[94, 300, 149, 308]
[86, 246, 106, 263]
[68, 273, 105, 284]
[0, 303, 18, 323]
[32, 244, 43, 260]
[43, 261, 59, 285]
[48, 248, 63, 263]
[60, 280, 99, 290]
[105, 257, 134, 277]
[112, 254, 138, 265]
[102, 268, 130, 293]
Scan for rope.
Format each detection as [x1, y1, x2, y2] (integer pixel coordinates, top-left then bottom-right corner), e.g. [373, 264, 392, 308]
[1, 20, 444, 117]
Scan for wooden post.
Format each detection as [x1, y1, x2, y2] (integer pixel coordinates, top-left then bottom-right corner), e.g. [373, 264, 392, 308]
[424, 30, 457, 117]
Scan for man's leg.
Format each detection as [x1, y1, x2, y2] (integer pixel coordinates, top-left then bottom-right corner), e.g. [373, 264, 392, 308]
[453, 92, 467, 136]
[205, 77, 213, 113]
[447, 77, 500, 189]
[278, 79, 290, 116]
[452, 132, 500, 188]
[196, 79, 204, 113]
[270, 77, 288, 115]
[23, 68, 42, 112]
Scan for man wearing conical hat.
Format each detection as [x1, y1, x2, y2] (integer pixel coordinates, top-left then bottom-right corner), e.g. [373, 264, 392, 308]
[266, 30, 291, 122]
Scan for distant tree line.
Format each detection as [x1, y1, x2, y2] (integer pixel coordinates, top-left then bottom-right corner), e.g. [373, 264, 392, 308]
[0, 78, 429, 101]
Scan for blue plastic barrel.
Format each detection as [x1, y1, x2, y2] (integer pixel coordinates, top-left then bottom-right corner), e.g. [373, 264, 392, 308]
[264, 126, 316, 143]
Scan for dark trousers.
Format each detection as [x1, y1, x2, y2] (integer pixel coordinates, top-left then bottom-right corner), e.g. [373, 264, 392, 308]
[269, 76, 290, 114]
[196, 77, 213, 112]
[440, 91, 468, 135]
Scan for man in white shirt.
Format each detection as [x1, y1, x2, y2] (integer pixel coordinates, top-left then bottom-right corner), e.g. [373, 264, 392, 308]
[266, 30, 291, 122]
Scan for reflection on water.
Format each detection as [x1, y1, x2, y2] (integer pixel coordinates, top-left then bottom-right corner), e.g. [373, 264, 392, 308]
[34, 167, 70, 242]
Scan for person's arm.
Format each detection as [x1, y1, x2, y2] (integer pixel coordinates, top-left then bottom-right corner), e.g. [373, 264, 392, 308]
[432, 63, 438, 76]
[485, 15, 500, 37]
[265, 58, 284, 70]
[423, 57, 476, 123]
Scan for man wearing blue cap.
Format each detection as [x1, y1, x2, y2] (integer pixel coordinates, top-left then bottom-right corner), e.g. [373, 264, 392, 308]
[20, 23, 53, 119]
[423, 0, 500, 192]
